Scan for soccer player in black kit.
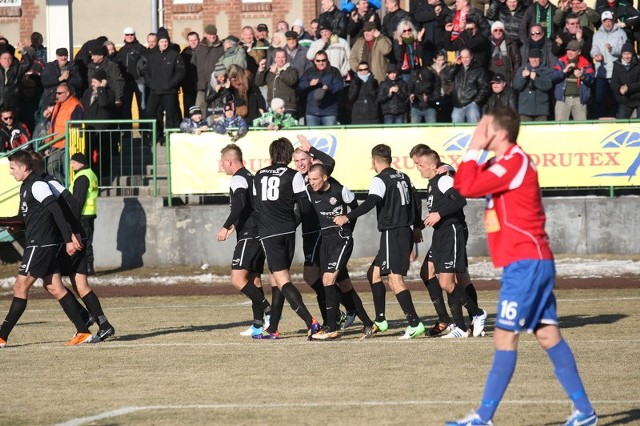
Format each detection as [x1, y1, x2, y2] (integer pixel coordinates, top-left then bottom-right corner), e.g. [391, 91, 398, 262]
[306, 164, 375, 339]
[334, 144, 426, 339]
[414, 147, 487, 338]
[217, 144, 271, 338]
[252, 137, 321, 339]
[0, 150, 94, 347]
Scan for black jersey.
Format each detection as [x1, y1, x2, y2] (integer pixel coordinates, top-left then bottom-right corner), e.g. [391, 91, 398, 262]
[19, 172, 73, 245]
[426, 173, 466, 230]
[350, 167, 417, 231]
[223, 167, 259, 239]
[253, 163, 309, 238]
[300, 146, 336, 234]
[308, 177, 358, 236]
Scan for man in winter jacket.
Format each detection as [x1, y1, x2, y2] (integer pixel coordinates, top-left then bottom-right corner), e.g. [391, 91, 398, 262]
[551, 40, 595, 121]
[446, 48, 490, 123]
[144, 29, 186, 137]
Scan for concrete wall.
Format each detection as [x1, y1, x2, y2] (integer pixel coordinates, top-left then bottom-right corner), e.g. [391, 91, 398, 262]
[93, 196, 640, 268]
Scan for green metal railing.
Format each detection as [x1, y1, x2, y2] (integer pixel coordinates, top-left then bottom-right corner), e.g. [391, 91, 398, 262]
[65, 119, 157, 195]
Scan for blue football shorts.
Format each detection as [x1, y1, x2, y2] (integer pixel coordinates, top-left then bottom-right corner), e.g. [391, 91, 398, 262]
[496, 259, 558, 334]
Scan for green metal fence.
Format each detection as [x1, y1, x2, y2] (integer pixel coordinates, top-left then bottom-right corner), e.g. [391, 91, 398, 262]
[65, 119, 158, 195]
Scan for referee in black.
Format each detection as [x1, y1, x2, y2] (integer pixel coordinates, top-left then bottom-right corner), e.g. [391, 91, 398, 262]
[334, 144, 426, 339]
[0, 150, 94, 347]
[252, 137, 321, 339]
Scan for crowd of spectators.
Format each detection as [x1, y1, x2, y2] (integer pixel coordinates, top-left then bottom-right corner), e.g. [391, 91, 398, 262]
[2, 0, 640, 151]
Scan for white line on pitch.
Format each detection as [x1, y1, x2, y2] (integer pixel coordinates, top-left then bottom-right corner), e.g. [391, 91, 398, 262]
[56, 399, 640, 426]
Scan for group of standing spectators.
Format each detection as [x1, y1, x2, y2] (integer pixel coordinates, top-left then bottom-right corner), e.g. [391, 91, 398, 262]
[2, 0, 640, 157]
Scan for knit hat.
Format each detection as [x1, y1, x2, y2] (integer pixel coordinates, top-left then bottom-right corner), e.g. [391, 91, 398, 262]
[71, 152, 88, 165]
[189, 105, 202, 116]
[270, 97, 285, 111]
[292, 19, 304, 30]
[204, 24, 218, 35]
[491, 21, 505, 31]
[223, 102, 235, 113]
[528, 48, 542, 58]
[92, 69, 107, 81]
[55, 47, 69, 56]
[90, 43, 108, 56]
[214, 62, 227, 77]
[285, 31, 298, 39]
[157, 28, 170, 42]
[621, 41, 635, 54]
[224, 35, 240, 44]
[319, 24, 332, 32]
[387, 63, 398, 74]
[566, 40, 581, 51]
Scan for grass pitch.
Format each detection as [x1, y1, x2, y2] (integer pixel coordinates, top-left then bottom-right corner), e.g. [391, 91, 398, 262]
[0, 288, 639, 425]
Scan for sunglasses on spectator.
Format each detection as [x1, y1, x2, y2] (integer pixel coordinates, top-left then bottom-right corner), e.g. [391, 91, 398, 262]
[493, 29, 504, 32]
[358, 67, 369, 71]
[402, 29, 412, 33]
[56, 91, 68, 95]
[315, 59, 328, 63]
[531, 31, 543, 35]
[1, 116, 14, 121]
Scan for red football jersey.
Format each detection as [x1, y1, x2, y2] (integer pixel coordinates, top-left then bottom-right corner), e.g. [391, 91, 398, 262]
[454, 144, 554, 267]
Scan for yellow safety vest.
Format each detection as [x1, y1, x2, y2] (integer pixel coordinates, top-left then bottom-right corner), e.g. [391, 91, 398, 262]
[70, 168, 98, 216]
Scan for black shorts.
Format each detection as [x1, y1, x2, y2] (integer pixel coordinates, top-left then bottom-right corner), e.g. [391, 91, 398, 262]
[58, 247, 89, 276]
[19, 244, 60, 278]
[232, 237, 265, 274]
[261, 232, 296, 272]
[373, 227, 412, 276]
[302, 231, 321, 267]
[431, 223, 467, 274]
[319, 230, 353, 274]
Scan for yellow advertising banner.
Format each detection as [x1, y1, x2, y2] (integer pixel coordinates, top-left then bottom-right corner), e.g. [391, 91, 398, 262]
[0, 157, 20, 217]
[170, 122, 640, 193]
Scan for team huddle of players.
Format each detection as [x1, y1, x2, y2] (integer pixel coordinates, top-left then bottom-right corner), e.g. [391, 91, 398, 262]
[217, 135, 487, 340]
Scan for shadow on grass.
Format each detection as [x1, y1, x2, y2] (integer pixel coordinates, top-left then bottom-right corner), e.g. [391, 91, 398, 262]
[115, 321, 250, 341]
[600, 408, 640, 425]
[559, 313, 627, 329]
[544, 408, 640, 425]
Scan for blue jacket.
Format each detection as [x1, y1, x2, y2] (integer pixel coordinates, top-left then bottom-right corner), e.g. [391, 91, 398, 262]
[297, 66, 344, 117]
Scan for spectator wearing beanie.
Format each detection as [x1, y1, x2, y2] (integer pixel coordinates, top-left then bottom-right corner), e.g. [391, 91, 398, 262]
[87, 42, 125, 109]
[611, 41, 640, 119]
[205, 62, 234, 124]
[252, 97, 297, 129]
[143, 28, 186, 139]
[180, 105, 208, 134]
[513, 47, 554, 121]
[212, 102, 248, 141]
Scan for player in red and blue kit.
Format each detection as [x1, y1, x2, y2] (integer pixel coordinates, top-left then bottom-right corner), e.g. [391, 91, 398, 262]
[447, 106, 597, 426]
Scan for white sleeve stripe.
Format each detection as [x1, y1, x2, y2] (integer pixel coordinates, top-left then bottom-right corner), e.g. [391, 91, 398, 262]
[293, 172, 307, 193]
[230, 175, 248, 192]
[32, 181, 54, 202]
[369, 176, 386, 198]
[437, 175, 454, 193]
[508, 149, 529, 190]
[489, 163, 507, 178]
[342, 186, 355, 203]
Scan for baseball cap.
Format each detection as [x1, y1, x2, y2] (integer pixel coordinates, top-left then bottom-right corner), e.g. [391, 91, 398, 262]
[55, 47, 69, 56]
[601, 11, 614, 20]
[257, 23, 269, 32]
[566, 40, 581, 51]
[491, 73, 506, 83]
[123, 26, 135, 35]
